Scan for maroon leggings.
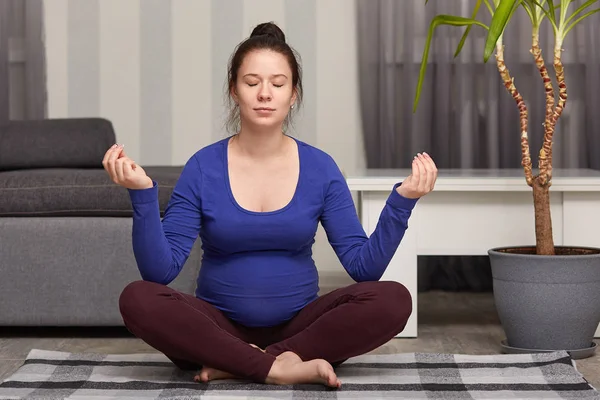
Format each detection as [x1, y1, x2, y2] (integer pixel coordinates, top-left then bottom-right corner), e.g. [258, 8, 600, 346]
[119, 279, 412, 383]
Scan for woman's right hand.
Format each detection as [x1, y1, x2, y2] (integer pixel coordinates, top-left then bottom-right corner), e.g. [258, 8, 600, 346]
[102, 144, 153, 190]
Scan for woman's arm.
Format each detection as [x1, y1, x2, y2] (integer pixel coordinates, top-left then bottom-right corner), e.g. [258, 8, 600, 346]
[127, 156, 203, 284]
[320, 153, 437, 282]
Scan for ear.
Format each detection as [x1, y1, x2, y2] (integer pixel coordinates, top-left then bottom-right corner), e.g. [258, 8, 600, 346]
[290, 89, 298, 107]
[230, 84, 239, 104]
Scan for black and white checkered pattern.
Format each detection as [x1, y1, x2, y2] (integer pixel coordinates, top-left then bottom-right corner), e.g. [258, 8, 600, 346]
[0, 349, 598, 399]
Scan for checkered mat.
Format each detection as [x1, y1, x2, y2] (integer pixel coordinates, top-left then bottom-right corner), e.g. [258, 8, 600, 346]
[0, 349, 598, 399]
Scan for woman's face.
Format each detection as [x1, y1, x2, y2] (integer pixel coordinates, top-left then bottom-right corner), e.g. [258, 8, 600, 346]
[232, 49, 296, 131]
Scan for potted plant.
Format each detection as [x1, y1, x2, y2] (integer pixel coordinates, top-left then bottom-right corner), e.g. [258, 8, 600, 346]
[413, 0, 600, 358]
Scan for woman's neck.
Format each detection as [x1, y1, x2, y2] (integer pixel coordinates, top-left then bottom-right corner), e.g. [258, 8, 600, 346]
[232, 126, 288, 159]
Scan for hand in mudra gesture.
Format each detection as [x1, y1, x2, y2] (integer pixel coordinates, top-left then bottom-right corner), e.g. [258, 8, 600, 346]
[396, 152, 438, 199]
[102, 144, 153, 190]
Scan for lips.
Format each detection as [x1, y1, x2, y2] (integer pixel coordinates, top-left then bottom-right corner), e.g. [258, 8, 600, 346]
[254, 107, 275, 111]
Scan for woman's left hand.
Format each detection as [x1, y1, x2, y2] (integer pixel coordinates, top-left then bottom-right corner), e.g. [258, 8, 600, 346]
[396, 152, 438, 199]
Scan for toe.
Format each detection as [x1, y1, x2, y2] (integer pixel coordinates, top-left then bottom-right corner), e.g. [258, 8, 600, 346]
[329, 373, 340, 388]
[199, 369, 210, 382]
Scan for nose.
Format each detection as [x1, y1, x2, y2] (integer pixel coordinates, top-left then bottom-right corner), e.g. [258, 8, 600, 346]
[258, 85, 272, 101]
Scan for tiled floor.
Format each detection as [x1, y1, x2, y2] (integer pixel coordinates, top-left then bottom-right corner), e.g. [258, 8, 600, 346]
[1, 291, 598, 389]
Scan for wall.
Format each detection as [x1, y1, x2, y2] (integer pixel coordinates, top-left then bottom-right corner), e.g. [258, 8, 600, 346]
[43, 0, 365, 288]
[1, 0, 45, 122]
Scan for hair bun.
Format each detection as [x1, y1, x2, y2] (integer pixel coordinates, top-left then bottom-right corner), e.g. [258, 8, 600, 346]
[250, 22, 286, 43]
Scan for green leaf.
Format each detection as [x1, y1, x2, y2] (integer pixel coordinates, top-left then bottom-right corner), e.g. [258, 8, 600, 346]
[547, 0, 557, 21]
[564, 7, 600, 36]
[530, 0, 560, 32]
[521, 0, 537, 23]
[559, 0, 571, 26]
[483, 0, 519, 62]
[483, 0, 495, 14]
[454, 0, 485, 57]
[414, 15, 489, 112]
[564, 0, 598, 26]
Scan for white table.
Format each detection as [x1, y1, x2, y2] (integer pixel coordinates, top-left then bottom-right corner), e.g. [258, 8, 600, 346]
[346, 168, 600, 338]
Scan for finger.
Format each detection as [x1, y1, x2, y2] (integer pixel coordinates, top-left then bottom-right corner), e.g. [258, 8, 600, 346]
[415, 155, 427, 193]
[423, 152, 438, 190]
[115, 158, 126, 183]
[416, 153, 430, 191]
[118, 147, 129, 159]
[108, 145, 124, 180]
[420, 152, 434, 191]
[102, 144, 117, 169]
[115, 158, 125, 185]
[410, 155, 420, 185]
[122, 158, 136, 180]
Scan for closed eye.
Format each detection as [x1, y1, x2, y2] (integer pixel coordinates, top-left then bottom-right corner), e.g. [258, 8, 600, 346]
[246, 83, 283, 88]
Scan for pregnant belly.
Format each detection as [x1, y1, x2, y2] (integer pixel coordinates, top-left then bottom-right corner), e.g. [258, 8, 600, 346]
[195, 254, 319, 327]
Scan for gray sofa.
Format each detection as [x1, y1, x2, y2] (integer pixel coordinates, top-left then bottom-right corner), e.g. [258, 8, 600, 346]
[0, 118, 202, 326]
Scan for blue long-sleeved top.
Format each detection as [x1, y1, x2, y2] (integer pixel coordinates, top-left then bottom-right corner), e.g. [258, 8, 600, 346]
[127, 136, 418, 327]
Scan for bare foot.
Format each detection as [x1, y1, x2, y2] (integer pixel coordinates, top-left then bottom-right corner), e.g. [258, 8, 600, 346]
[194, 367, 236, 382]
[266, 351, 341, 388]
[194, 343, 265, 383]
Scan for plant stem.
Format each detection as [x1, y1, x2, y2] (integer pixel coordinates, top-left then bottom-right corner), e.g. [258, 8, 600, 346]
[552, 45, 567, 122]
[530, 31, 555, 186]
[527, 38, 568, 257]
[498, 36, 555, 255]
[532, 179, 555, 255]
[529, 30, 557, 256]
[549, 39, 568, 174]
[495, 42, 534, 186]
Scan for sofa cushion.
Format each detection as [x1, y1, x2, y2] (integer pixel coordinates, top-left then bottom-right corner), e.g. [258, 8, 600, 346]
[0, 166, 183, 217]
[0, 118, 116, 171]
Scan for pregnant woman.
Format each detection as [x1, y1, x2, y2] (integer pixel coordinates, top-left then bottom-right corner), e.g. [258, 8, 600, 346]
[102, 21, 438, 388]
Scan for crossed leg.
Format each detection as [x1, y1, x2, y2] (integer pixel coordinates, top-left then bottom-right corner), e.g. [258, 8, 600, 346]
[265, 280, 412, 363]
[118, 280, 343, 386]
[195, 280, 412, 381]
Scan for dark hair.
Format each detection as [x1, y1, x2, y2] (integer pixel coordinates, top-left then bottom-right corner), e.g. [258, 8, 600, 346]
[225, 22, 303, 133]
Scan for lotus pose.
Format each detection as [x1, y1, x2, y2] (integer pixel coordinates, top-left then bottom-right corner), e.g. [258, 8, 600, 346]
[103, 22, 438, 388]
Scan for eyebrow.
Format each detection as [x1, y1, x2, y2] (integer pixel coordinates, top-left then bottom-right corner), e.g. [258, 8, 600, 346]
[243, 73, 288, 79]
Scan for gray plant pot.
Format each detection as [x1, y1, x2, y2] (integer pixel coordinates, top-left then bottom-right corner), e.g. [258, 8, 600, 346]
[488, 246, 600, 356]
